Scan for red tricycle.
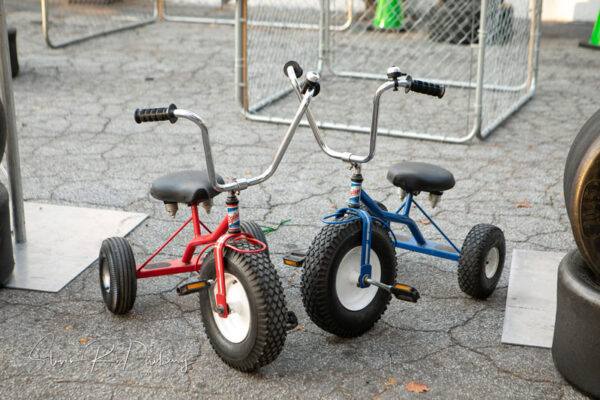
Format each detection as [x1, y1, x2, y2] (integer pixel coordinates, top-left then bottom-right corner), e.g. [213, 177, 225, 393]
[97, 94, 315, 371]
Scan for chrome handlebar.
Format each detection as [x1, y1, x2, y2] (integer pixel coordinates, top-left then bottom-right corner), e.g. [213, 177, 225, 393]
[168, 88, 315, 193]
[285, 65, 411, 164]
[138, 61, 436, 193]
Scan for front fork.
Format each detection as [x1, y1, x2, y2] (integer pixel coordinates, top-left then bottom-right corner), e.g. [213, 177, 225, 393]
[213, 192, 262, 318]
[349, 164, 373, 289]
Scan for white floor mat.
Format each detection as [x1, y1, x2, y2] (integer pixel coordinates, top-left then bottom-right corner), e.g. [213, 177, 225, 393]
[501, 249, 566, 348]
[6, 202, 147, 292]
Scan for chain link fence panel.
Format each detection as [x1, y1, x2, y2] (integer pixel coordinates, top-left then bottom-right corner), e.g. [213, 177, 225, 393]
[238, 0, 541, 143]
[42, 0, 158, 48]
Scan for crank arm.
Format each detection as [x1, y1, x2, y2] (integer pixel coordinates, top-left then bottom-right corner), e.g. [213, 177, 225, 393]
[363, 277, 420, 303]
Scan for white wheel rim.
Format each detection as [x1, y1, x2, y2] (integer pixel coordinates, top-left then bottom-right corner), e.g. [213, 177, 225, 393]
[212, 272, 251, 343]
[100, 260, 110, 293]
[335, 246, 381, 311]
[484, 247, 500, 279]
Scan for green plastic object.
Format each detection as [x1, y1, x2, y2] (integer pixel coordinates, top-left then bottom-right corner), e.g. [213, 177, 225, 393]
[580, 9, 600, 49]
[590, 10, 600, 45]
[261, 219, 291, 235]
[373, 0, 403, 30]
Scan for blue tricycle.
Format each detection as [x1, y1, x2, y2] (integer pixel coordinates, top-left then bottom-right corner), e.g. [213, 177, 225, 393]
[282, 61, 506, 338]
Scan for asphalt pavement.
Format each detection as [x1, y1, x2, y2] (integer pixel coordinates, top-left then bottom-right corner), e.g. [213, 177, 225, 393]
[0, 2, 598, 399]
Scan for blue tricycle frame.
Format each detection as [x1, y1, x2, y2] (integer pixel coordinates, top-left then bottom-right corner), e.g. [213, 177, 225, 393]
[323, 189, 461, 289]
[281, 61, 506, 338]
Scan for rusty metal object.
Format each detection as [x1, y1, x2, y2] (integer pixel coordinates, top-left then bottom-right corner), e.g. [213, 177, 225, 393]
[564, 108, 600, 278]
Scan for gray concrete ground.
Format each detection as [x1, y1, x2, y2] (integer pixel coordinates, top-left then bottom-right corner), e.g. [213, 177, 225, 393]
[1, 2, 599, 399]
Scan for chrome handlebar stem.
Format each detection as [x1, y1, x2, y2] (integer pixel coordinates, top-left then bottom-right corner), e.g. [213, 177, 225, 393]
[285, 65, 410, 164]
[173, 90, 314, 193]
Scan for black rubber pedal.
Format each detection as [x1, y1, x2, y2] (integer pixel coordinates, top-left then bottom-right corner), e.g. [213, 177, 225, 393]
[391, 283, 420, 303]
[176, 280, 213, 296]
[283, 250, 307, 267]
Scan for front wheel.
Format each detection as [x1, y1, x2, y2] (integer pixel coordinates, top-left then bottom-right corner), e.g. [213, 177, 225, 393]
[457, 224, 506, 299]
[301, 216, 397, 338]
[240, 220, 269, 257]
[198, 241, 287, 371]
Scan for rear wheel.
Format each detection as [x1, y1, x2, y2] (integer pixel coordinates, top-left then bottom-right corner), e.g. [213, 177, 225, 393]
[301, 216, 397, 337]
[199, 241, 287, 371]
[99, 237, 137, 314]
[457, 224, 505, 299]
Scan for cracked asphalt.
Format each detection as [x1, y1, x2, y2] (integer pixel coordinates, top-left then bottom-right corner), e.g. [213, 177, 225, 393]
[1, 2, 598, 399]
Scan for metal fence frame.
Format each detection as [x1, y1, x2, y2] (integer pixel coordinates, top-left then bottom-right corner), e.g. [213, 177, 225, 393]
[41, 0, 159, 49]
[40, 0, 353, 49]
[236, 0, 542, 143]
[163, 0, 354, 31]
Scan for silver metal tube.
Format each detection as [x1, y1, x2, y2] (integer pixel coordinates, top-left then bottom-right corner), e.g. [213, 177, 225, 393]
[250, 95, 313, 184]
[0, 0, 26, 242]
[164, 15, 237, 25]
[173, 93, 312, 193]
[248, 86, 294, 114]
[286, 67, 355, 161]
[480, 83, 535, 139]
[331, 70, 527, 92]
[530, 0, 542, 91]
[164, 0, 353, 31]
[473, 0, 488, 140]
[365, 277, 392, 292]
[526, 0, 537, 91]
[319, 0, 331, 70]
[234, 0, 245, 110]
[41, 0, 159, 49]
[286, 67, 412, 161]
[242, 108, 479, 144]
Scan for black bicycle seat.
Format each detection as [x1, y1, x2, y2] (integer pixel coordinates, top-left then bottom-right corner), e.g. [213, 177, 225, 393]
[151, 170, 224, 205]
[386, 161, 455, 193]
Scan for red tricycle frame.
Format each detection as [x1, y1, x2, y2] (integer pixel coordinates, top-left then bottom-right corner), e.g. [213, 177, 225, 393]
[135, 202, 266, 318]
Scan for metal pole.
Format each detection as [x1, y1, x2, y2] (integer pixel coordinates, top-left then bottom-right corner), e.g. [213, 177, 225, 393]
[41, 0, 159, 49]
[319, 0, 331, 71]
[526, 0, 538, 91]
[473, 0, 488, 140]
[235, 0, 247, 111]
[0, 0, 26, 242]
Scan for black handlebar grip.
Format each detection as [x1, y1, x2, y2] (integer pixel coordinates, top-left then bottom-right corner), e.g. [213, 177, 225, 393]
[301, 80, 320, 97]
[134, 103, 178, 124]
[410, 80, 445, 98]
[283, 61, 303, 78]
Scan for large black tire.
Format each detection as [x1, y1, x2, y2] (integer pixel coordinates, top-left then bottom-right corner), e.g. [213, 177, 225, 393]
[0, 183, 14, 285]
[99, 237, 137, 314]
[198, 240, 287, 371]
[552, 249, 600, 398]
[457, 224, 505, 299]
[301, 216, 397, 338]
[563, 108, 600, 278]
[240, 220, 269, 257]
